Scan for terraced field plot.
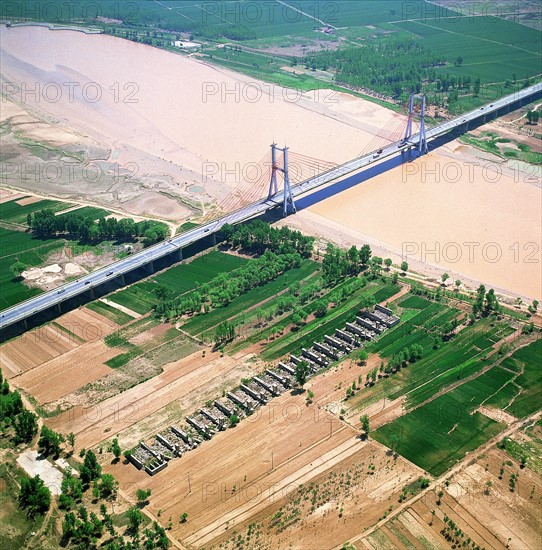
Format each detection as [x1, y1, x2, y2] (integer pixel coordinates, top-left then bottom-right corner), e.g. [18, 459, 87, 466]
[360, 443, 542, 550]
[371, 334, 541, 477]
[484, 339, 542, 418]
[346, 294, 515, 413]
[372, 371, 511, 476]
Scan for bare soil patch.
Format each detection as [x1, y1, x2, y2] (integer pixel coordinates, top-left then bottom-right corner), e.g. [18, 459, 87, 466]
[56, 306, 119, 341]
[0, 324, 79, 378]
[14, 340, 119, 405]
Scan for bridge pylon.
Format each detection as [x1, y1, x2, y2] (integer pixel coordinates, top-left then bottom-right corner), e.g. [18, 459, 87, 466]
[403, 93, 428, 155]
[268, 143, 296, 217]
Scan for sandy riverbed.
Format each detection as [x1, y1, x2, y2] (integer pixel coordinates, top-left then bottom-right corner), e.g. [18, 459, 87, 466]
[0, 25, 540, 299]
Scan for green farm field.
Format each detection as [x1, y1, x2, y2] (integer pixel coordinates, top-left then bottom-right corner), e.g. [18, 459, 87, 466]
[485, 339, 542, 418]
[0, 197, 74, 226]
[395, 17, 541, 83]
[372, 380, 507, 476]
[0, 226, 64, 310]
[108, 251, 249, 315]
[372, 336, 541, 477]
[347, 292, 515, 412]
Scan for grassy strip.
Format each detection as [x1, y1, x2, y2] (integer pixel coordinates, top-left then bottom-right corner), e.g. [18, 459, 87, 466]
[109, 251, 249, 314]
[86, 301, 134, 325]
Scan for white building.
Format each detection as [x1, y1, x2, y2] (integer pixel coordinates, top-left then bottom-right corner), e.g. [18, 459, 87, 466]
[173, 40, 201, 50]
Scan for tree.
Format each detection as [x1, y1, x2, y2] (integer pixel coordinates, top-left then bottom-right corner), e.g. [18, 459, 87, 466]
[13, 409, 38, 443]
[180, 512, 188, 523]
[370, 256, 383, 278]
[80, 449, 101, 485]
[97, 473, 118, 499]
[10, 261, 27, 279]
[313, 299, 328, 318]
[473, 284, 486, 316]
[355, 349, 368, 366]
[18, 475, 51, 518]
[127, 506, 143, 533]
[484, 288, 499, 314]
[359, 244, 372, 266]
[136, 488, 152, 506]
[455, 279, 461, 291]
[38, 426, 64, 458]
[384, 258, 392, 271]
[110, 438, 121, 462]
[228, 414, 239, 428]
[360, 415, 370, 439]
[291, 313, 303, 327]
[473, 77, 481, 96]
[60, 471, 83, 509]
[441, 273, 449, 285]
[294, 361, 310, 388]
[400, 261, 408, 274]
[67, 432, 76, 453]
[527, 110, 540, 125]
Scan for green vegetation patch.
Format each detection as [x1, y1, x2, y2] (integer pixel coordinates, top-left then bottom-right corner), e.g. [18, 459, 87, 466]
[460, 133, 542, 164]
[0, 227, 65, 311]
[0, 461, 47, 549]
[109, 251, 248, 314]
[488, 339, 542, 418]
[183, 259, 318, 337]
[0, 197, 74, 225]
[262, 282, 399, 360]
[373, 370, 511, 475]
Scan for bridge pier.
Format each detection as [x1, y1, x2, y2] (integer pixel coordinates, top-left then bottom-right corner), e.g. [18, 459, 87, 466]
[144, 261, 155, 275]
[56, 303, 62, 315]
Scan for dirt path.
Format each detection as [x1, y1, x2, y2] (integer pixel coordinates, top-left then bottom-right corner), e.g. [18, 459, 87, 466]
[99, 298, 140, 319]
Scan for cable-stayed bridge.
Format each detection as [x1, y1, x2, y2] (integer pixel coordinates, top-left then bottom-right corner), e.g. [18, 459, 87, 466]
[1, 83, 541, 332]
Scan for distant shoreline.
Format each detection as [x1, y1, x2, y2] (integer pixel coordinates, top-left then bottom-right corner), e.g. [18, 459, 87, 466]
[3, 21, 102, 34]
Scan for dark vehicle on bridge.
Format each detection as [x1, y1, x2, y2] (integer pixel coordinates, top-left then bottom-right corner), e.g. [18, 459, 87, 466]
[106, 271, 114, 276]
